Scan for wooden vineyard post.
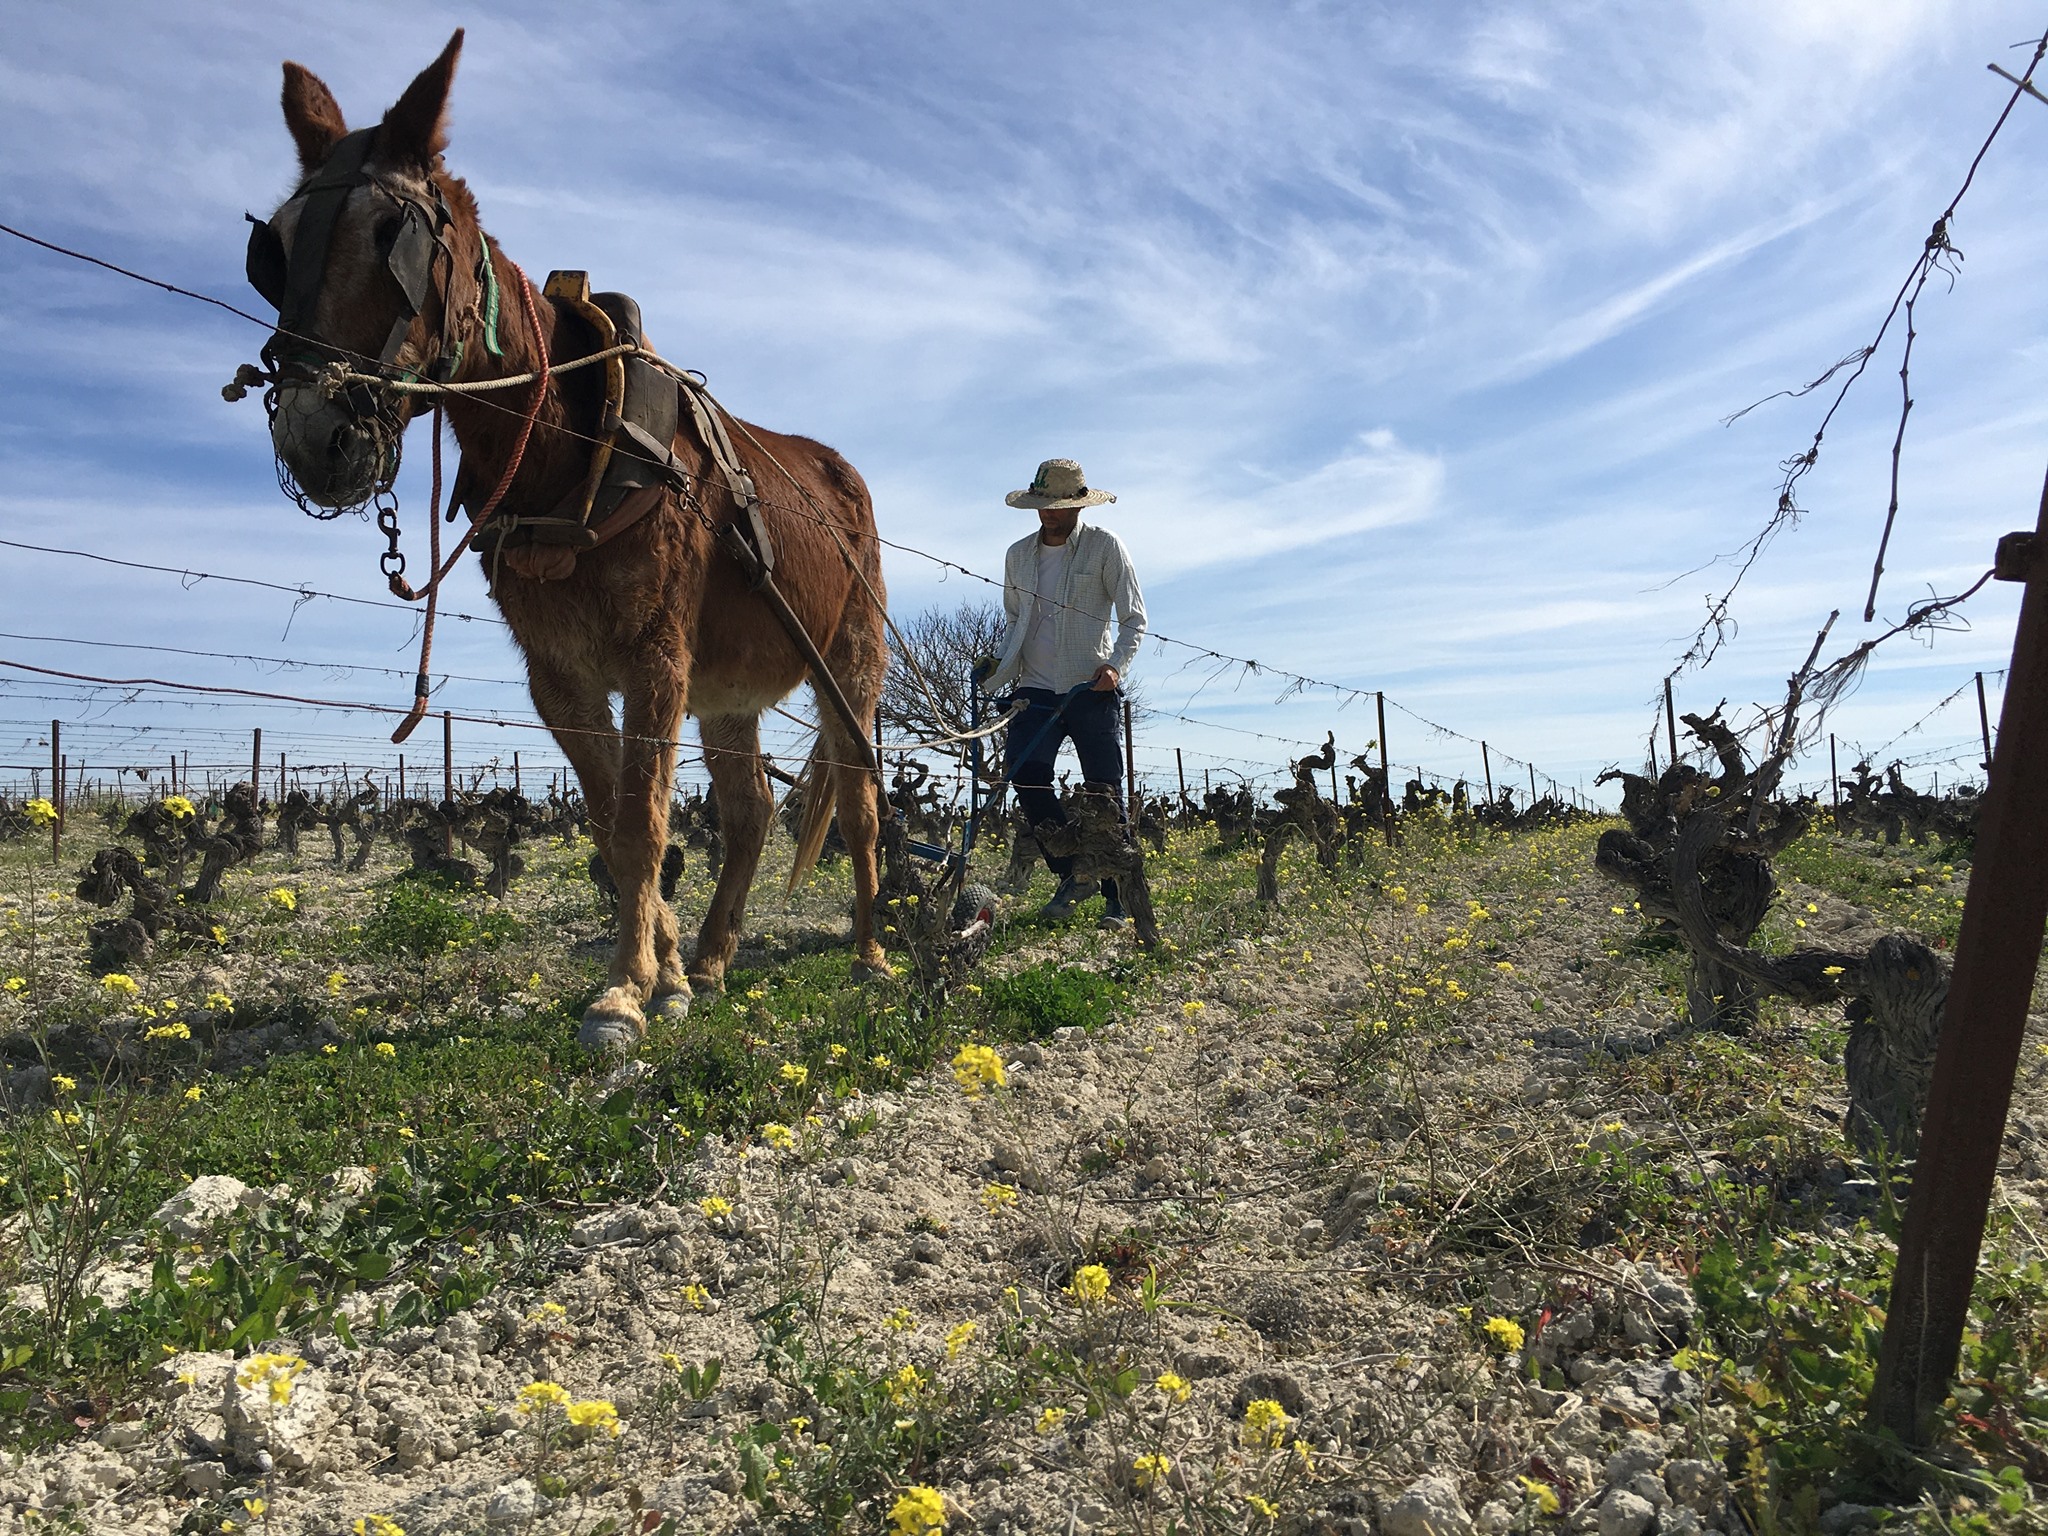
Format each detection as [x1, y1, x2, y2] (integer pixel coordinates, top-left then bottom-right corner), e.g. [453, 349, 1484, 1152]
[1664, 678, 1679, 764]
[442, 711, 455, 856]
[1977, 670, 1995, 773]
[1376, 692, 1394, 846]
[1175, 747, 1188, 811]
[513, 750, 522, 794]
[168, 754, 177, 795]
[1869, 471, 2048, 1446]
[1529, 764, 1538, 807]
[1329, 752, 1340, 808]
[251, 729, 261, 797]
[49, 720, 61, 864]
[1122, 698, 1136, 808]
[1830, 732, 1841, 822]
[398, 755, 406, 798]
[278, 753, 286, 803]
[1481, 741, 1494, 804]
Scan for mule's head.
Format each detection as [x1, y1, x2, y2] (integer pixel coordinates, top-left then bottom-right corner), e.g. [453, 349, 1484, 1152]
[249, 30, 474, 512]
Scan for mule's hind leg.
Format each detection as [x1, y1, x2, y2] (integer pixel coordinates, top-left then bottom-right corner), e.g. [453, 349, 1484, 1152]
[689, 713, 773, 992]
[580, 667, 687, 1053]
[825, 712, 887, 976]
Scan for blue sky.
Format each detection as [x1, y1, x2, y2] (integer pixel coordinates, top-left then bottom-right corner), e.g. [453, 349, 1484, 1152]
[1, 1, 2042, 805]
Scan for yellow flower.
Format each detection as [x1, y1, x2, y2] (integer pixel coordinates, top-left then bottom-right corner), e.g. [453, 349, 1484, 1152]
[1291, 1438, 1315, 1471]
[528, 1301, 567, 1321]
[527, 1150, 549, 1165]
[828, 1043, 848, 1060]
[24, 797, 57, 828]
[3, 977, 24, 993]
[981, 1182, 1018, 1214]
[1036, 1405, 1068, 1435]
[887, 1363, 925, 1404]
[1518, 1477, 1561, 1514]
[945, 1321, 976, 1360]
[396, 1127, 416, 1141]
[1822, 965, 1846, 978]
[210, 927, 228, 947]
[889, 1485, 947, 1536]
[1494, 961, 1514, 973]
[1154, 1371, 1191, 1403]
[162, 795, 196, 820]
[52, 1108, 81, 1127]
[266, 887, 297, 912]
[1246, 1494, 1280, 1520]
[949, 1043, 1006, 1096]
[871, 1054, 894, 1070]
[205, 991, 233, 1011]
[1243, 1397, 1291, 1448]
[100, 973, 139, 998]
[353, 1517, 407, 1536]
[566, 1398, 622, 1436]
[1065, 1264, 1110, 1305]
[1483, 1316, 1525, 1351]
[681, 1285, 709, 1311]
[699, 1196, 733, 1219]
[184, 1085, 203, 1103]
[374, 1041, 396, 1058]
[778, 1061, 809, 1088]
[242, 1498, 267, 1519]
[323, 1044, 339, 1055]
[884, 1306, 915, 1333]
[237, 1352, 307, 1406]
[1132, 1452, 1171, 1491]
[327, 972, 346, 995]
[146, 1022, 193, 1041]
[50, 1074, 76, 1095]
[760, 1122, 795, 1151]
[514, 1380, 571, 1414]
[1182, 1000, 1204, 1016]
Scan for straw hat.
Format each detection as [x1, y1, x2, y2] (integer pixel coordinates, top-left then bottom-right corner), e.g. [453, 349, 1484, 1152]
[1004, 458, 1117, 510]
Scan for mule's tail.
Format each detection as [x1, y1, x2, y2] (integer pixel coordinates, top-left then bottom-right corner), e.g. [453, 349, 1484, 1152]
[786, 732, 837, 894]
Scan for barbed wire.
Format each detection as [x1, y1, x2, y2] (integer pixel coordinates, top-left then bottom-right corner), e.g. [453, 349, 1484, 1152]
[1, 222, 1571, 787]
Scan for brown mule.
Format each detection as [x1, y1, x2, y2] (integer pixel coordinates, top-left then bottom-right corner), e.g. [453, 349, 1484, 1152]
[253, 31, 889, 1050]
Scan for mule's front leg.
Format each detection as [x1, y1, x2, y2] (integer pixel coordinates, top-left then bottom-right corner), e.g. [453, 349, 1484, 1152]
[580, 672, 689, 1053]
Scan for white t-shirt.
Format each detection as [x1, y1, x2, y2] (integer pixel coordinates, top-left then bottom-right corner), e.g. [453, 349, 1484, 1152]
[1019, 538, 1070, 691]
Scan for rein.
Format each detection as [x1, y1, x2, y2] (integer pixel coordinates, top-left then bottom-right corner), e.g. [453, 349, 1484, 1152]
[387, 259, 549, 745]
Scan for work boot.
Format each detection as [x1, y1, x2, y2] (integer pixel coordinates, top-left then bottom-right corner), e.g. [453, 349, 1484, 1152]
[1097, 897, 1131, 934]
[1039, 876, 1099, 921]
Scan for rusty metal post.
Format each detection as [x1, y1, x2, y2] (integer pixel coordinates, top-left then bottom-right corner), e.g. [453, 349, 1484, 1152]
[1664, 678, 1679, 764]
[1329, 752, 1340, 809]
[1175, 747, 1188, 811]
[168, 754, 177, 796]
[1976, 670, 1995, 773]
[1869, 472, 2048, 1445]
[251, 728, 261, 798]
[277, 752, 285, 803]
[1481, 741, 1494, 804]
[1529, 763, 1538, 806]
[513, 750, 522, 794]
[398, 755, 405, 799]
[1376, 692, 1394, 847]
[1830, 732, 1841, 822]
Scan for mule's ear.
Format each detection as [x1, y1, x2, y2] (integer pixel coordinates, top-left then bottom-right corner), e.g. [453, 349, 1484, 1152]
[281, 62, 348, 175]
[380, 28, 463, 168]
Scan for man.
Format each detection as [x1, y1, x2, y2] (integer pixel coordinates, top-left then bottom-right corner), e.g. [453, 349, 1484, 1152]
[979, 458, 1148, 928]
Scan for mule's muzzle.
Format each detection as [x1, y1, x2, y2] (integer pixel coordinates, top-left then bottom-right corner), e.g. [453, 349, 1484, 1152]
[269, 381, 399, 512]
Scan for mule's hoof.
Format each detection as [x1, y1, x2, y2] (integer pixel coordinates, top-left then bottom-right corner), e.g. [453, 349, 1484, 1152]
[651, 991, 692, 1023]
[578, 997, 646, 1057]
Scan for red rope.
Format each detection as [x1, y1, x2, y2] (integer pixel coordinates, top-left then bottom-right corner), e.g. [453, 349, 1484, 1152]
[389, 261, 551, 743]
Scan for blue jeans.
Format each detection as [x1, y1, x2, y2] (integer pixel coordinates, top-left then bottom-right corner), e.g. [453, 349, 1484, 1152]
[1006, 687, 1125, 903]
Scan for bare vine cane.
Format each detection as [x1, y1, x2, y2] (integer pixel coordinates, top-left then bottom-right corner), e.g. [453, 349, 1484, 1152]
[387, 260, 551, 743]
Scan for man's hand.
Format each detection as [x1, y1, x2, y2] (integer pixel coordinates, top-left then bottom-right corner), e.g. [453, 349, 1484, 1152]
[970, 655, 997, 688]
[1090, 665, 1121, 692]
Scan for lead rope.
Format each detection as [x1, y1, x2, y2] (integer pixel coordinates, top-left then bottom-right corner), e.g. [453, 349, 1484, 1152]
[389, 260, 551, 744]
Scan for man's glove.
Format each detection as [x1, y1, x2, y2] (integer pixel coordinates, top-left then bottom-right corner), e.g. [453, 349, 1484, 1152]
[969, 655, 997, 687]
